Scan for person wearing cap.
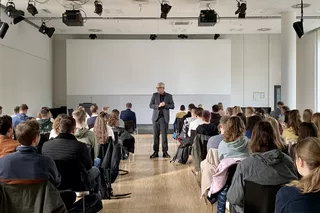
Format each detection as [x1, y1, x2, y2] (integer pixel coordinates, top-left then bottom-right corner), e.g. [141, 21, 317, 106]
[149, 82, 175, 159]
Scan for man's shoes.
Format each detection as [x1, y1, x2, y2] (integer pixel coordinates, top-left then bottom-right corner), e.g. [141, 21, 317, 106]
[163, 152, 171, 158]
[150, 152, 159, 159]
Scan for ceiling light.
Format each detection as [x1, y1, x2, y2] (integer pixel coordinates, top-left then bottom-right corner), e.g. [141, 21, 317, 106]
[235, 0, 246, 19]
[291, 3, 311, 9]
[257, 28, 271, 32]
[293, 0, 304, 39]
[178, 34, 188, 39]
[214, 34, 220, 40]
[94, 0, 103, 16]
[39, 22, 55, 38]
[89, 34, 97, 39]
[13, 16, 25, 25]
[150, 34, 157, 40]
[27, 0, 38, 16]
[0, 22, 9, 39]
[5, 2, 25, 19]
[160, 2, 172, 19]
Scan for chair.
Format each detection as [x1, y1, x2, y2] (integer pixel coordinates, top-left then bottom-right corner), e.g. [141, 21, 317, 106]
[243, 181, 282, 213]
[124, 120, 135, 133]
[176, 118, 184, 135]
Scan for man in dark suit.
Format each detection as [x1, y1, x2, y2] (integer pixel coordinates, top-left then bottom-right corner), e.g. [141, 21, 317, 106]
[149, 82, 175, 158]
[120, 103, 137, 131]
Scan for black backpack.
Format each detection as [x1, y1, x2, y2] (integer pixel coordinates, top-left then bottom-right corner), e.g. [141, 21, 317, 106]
[171, 144, 191, 164]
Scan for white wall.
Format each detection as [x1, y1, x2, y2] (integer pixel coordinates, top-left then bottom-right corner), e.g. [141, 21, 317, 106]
[0, 20, 53, 117]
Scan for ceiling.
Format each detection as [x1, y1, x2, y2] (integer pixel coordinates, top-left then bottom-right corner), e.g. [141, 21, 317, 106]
[1, 0, 320, 34]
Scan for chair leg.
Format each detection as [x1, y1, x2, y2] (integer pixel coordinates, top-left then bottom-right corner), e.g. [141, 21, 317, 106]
[83, 194, 86, 213]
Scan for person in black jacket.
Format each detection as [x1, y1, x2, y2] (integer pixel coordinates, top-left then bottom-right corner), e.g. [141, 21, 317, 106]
[197, 110, 219, 136]
[42, 116, 101, 193]
[210, 104, 221, 126]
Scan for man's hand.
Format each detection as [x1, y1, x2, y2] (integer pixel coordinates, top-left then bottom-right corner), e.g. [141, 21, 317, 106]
[159, 102, 166, 107]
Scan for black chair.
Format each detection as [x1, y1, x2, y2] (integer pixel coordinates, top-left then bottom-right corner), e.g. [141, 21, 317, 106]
[124, 120, 135, 133]
[176, 118, 184, 135]
[243, 181, 282, 213]
[190, 130, 197, 143]
[36, 133, 50, 153]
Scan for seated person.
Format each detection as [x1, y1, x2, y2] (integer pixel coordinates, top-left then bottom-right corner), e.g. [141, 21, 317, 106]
[245, 115, 263, 139]
[196, 110, 218, 136]
[218, 102, 225, 117]
[207, 116, 230, 150]
[11, 106, 20, 119]
[120, 103, 137, 131]
[218, 116, 249, 160]
[0, 120, 61, 186]
[188, 107, 204, 137]
[210, 105, 221, 127]
[228, 121, 297, 213]
[73, 109, 99, 160]
[102, 106, 111, 119]
[176, 105, 187, 119]
[0, 116, 20, 158]
[282, 110, 301, 145]
[12, 104, 29, 128]
[49, 114, 67, 139]
[87, 104, 99, 130]
[245, 107, 255, 118]
[109, 109, 125, 129]
[182, 103, 196, 122]
[180, 106, 197, 140]
[37, 107, 53, 134]
[42, 116, 100, 193]
[276, 137, 320, 213]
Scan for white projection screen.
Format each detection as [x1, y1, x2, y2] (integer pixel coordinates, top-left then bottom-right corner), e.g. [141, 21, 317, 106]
[66, 39, 231, 124]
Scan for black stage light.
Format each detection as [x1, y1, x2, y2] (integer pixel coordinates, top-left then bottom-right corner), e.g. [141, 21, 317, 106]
[89, 34, 97, 39]
[178, 34, 188, 39]
[293, 21, 304, 38]
[39, 22, 55, 38]
[0, 22, 9, 39]
[150, 34, 157, 40]
[214, 34, 220, 40]
[27, 1, 38, 16]
[5, 2, 25, 19]
[13, 16, 25, 24]
[160, 3, 172, 19]
[94, 0, 103, 16]
[235, 1, 246, 19]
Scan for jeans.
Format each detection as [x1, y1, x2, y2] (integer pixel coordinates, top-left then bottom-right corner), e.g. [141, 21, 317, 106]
[88, 167, 101, 193]
[217, 184, 229, 213]
[94, 158, 101, 168]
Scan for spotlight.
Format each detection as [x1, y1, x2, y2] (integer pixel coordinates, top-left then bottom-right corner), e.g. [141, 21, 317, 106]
[89, 34, 97, 39]
[150, 34, 157, 40]
[293, 0, 304, 39]
[0, 22, 9, 39]
[178, 34, 188, 39]
[94, 0, 103, 16]
[160, 2, 172, 19]
[214, 34, 220, 40]
[39, 22, 55, 38]
[5, 2, 25, 19]
[13, 16, 25, 25]
[235, 0, 246, 19]
[27, 0, 38, 16]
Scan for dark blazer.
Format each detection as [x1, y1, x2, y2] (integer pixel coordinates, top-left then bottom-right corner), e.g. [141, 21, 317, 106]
[149, 92, 175, 123]
[120, 109, 137, 129]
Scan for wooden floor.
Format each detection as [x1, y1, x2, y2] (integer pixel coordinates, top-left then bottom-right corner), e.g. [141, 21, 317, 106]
[101, 134, 215, 213]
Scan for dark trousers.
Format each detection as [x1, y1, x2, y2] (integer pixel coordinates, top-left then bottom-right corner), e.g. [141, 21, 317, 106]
[153, 117, 169, 152]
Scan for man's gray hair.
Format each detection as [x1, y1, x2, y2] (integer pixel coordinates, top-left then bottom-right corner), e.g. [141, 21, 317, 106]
[157, 82, 165, 88]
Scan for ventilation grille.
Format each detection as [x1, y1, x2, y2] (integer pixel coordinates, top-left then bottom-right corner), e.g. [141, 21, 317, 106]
[42, 9, 52, 13]
[171, 21, 193, 26]
[229, 28, 244, 32]
[132, 0, 149, 4]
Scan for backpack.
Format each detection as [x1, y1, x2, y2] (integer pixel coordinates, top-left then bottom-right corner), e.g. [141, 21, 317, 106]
[68, 193, 103, 213]
[171, 144, 191, 164]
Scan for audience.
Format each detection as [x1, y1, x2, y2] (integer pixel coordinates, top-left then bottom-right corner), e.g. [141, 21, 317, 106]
[311, 112, 320, 136]
[255, 107, 265, 119]
[120, 102, 137, 131]
[180, 106, 197, 140]
[303, 109, 313, 123]
[175, 105, 187, 119]
[37, 107, 53, 135]
[73, 109, 99, 160]
[182, 103, 196, 121]
[0, 106, 2, 116]
[276, 137, 320, 213]
[12, 104, 29, 128]
[109, 109, 125, 128]
[87, 104, 99, 130]
[245, 115, 263, 139]
[0, 116, 19, 158]
[218, 102, 225, 116]
[265, 117, 286, 151]
[218, 116, 249, 160]
[233, 106, 246, 125]
[228, 121, 298, 213]
[282, 110, 302, 145]
[226, 107, 233, 116]
[210, 105, 221, 126]
[245, 107, 255, 118]
[49, 114, 67, 139]
[102, 106, 111, 119]
[279, 106, 290, 122]
[0, 120, 61, 186]
[93, 112, 115, 143]
[78, 106, 90, 120]
[42, 116, 101, 193]
[298, 122, 318, 142]
[270, 101, 284, 120]
[188, 107, 204, 137]
[196, 110, 218, 136]
[207, 116, 230, 150]
[11, 106, 19, 118]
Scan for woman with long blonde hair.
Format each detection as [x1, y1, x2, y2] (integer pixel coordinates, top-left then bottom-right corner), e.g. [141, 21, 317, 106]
[93, 112, 115, 144]
[275, 137, 320, 213]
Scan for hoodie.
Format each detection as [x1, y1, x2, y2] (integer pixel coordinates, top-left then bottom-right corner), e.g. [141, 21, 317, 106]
[74, 128, 99, 159]
[218, 136, 249, 160]
[38, 119, 53, 134]
[227, 149, 298, 213]
[12, 113, 28, 128]
[196, 123, 219, 137]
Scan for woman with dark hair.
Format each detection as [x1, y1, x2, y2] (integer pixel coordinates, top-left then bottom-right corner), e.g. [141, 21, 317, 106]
[245, 115, 263, 139]
[282, 110, 302, 145]
[228, 121, 298, 213]
[298, 122, 318, 142]
[255, 107, 265, 119]
[303, 109, 313, 123]
[312, 112, 320, 137]
[276, 137, 320, 213]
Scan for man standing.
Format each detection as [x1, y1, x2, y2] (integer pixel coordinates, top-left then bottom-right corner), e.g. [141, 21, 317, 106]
[120, 103, 137, 131]
[149, 82, 175, 159]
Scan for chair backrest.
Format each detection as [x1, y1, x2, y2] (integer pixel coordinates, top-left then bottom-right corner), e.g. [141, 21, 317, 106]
[190, 130, 197, 143]
[244, 181, 282, 213]
[54, 159, 89, 192]
[124, 120, 135, 133]
[176, 118, 184, 134]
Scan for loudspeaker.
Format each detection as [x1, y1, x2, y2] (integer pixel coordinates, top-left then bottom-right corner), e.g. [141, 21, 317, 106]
[0, 22, 9, 39]
[293, 21, 304, 38]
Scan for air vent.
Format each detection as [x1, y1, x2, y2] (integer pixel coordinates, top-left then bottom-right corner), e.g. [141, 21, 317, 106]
[171, 21, 192, 26]
[229, 28, 244, 32]
[42, 9, 52, 14]
[104, 9, 123, 14]
[89, 29, 103, 32]
[257, 28, 271, 32]
[132, 0, 149, 4]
